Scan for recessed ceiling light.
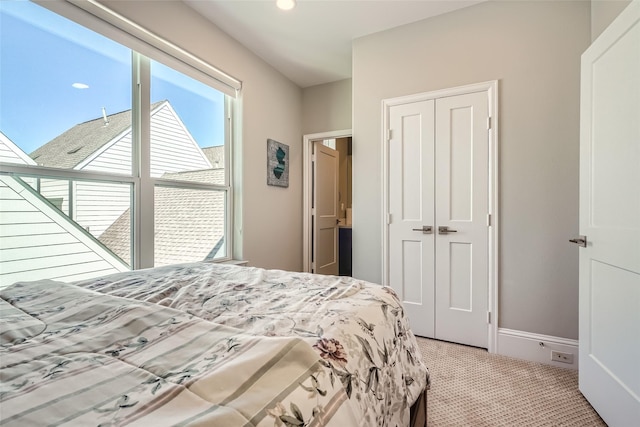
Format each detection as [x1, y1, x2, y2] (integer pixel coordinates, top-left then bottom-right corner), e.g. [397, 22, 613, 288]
[72, 83, 89, 89]
[277, 0, 296, 11]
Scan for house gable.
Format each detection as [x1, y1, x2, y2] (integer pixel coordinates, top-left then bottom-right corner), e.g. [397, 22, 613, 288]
[0, 176, 129, 287]
[0, 132, 37, 165]
[78, 101, 212, 176]
[29, 109, 133, 168]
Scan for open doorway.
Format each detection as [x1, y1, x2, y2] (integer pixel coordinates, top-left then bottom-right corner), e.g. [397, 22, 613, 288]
[303, 130, 352, 276]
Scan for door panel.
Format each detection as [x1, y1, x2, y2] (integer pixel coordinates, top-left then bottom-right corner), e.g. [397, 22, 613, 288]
[313, 142, 339, 275]
[402, 240, 423, 304]
[388, 101, 436, 338]
[449, 106, 473, 220]
[449, 242, 472, 311]
[579, 2, 640, 424]
[435, 92, 489, 348]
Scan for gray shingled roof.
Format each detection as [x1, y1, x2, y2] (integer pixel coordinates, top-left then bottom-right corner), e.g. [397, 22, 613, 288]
[202, 146, 224, 169]
[161, 168, 225, 185]
[99, 168, 226, 266]
[30, 101, 165, 168]
[97, 207, 132, 266]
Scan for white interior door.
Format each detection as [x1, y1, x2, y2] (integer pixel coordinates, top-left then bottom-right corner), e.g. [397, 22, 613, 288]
[388, 100, 436, 338]
[578, 2, 640, 425]
[387, 89, 490, 348]
[434, 92, 489, 348]
[313, 141, 339, 275]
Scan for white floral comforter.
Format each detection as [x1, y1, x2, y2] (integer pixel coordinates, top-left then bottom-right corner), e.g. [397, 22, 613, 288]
[75, 262, 430, 427]
[1, 280, 361, 426]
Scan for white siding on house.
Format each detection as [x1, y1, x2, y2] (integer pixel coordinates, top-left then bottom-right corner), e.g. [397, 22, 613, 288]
[79, 102, 211, 178]
[74, 181, 131, 237]
[38, 178, 71, 215]
[0, 143, 27, 164]
[79, 133, 133, 175]
[0, 176, 129, 287]
[33, 179, 131, 239]
[0, 133, 36, 165]
[149, 104, 212, 177]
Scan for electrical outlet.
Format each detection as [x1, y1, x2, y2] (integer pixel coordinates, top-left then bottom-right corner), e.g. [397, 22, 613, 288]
[551, 351, 574, 364]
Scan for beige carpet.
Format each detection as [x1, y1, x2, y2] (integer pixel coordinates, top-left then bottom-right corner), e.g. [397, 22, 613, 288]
[415, 337, 607, 426]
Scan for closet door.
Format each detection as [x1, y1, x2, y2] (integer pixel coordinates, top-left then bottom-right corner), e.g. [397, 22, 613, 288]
[434, 92, 489, 349]
[388, 100, 436, 338]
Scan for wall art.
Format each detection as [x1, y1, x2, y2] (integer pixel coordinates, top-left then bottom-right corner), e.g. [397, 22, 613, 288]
[267, 139, 289, 187]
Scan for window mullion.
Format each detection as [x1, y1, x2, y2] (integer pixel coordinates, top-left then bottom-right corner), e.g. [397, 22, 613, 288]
[133, 53, 154, 269]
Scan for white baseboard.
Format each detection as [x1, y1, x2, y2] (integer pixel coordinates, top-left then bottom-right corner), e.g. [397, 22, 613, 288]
[497, 328, 579, 370]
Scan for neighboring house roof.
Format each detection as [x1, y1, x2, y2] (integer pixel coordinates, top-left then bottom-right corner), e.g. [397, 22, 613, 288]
[97, 208, 131, 265]
[30, 107, 137, 168]
[161, 167, 225, 185]
[99, 169, 226, 267]
[202, 145, 224, 169]
[155, 181, 226, 265]
[29, 101, 172, 169]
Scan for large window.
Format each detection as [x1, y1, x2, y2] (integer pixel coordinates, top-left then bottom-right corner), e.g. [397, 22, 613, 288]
[0, 1, 236, 287]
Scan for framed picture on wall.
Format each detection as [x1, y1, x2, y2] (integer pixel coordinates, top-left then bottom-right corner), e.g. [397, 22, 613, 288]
[267, 139, 289, 188]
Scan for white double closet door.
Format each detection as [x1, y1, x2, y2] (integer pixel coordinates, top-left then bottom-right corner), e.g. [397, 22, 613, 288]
[387, 89, 491, 348]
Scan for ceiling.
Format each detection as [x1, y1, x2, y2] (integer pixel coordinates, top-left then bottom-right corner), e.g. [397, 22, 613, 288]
[184, 0, 484, 88]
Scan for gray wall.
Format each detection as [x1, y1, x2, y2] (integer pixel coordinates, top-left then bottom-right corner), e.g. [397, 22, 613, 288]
[302, 79, 352, 134]
[591, 0, 632, 40]
[100, 0, 631, 340]
[352, 0, 590, 340]
[101, 0, 304, 271]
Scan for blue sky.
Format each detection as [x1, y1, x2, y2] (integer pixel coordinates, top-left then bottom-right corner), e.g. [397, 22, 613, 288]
[0, 1, 225, 155]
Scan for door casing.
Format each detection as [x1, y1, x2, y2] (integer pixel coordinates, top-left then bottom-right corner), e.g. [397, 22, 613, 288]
[381, 81, 499, 353]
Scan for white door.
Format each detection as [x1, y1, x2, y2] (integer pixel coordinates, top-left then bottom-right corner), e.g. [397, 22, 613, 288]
[388, 100, 436, 338]
[578, 2, 640, 425]
[313, 141, 339, 275]
[434, 92, 489, 348]
[387, 90, 490, 348]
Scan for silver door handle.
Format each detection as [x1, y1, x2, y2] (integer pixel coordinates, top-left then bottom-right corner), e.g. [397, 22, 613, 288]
[438, 226, 458, 234]
[412, 226, 433, 234]
[569, 235, 587, 247]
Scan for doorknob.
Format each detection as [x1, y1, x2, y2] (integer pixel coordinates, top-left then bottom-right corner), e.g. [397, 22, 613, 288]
[569, 235, 587, 247]
[412, 225, 433, 234]
[438, 226, 458, 234]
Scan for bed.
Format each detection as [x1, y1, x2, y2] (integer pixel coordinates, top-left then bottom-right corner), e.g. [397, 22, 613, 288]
[1, 262, 429, 426]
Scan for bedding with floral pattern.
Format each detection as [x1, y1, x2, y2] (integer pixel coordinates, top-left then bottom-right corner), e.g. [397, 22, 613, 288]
[75, 262, 430, 427]
[0, 280, 361, 426]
